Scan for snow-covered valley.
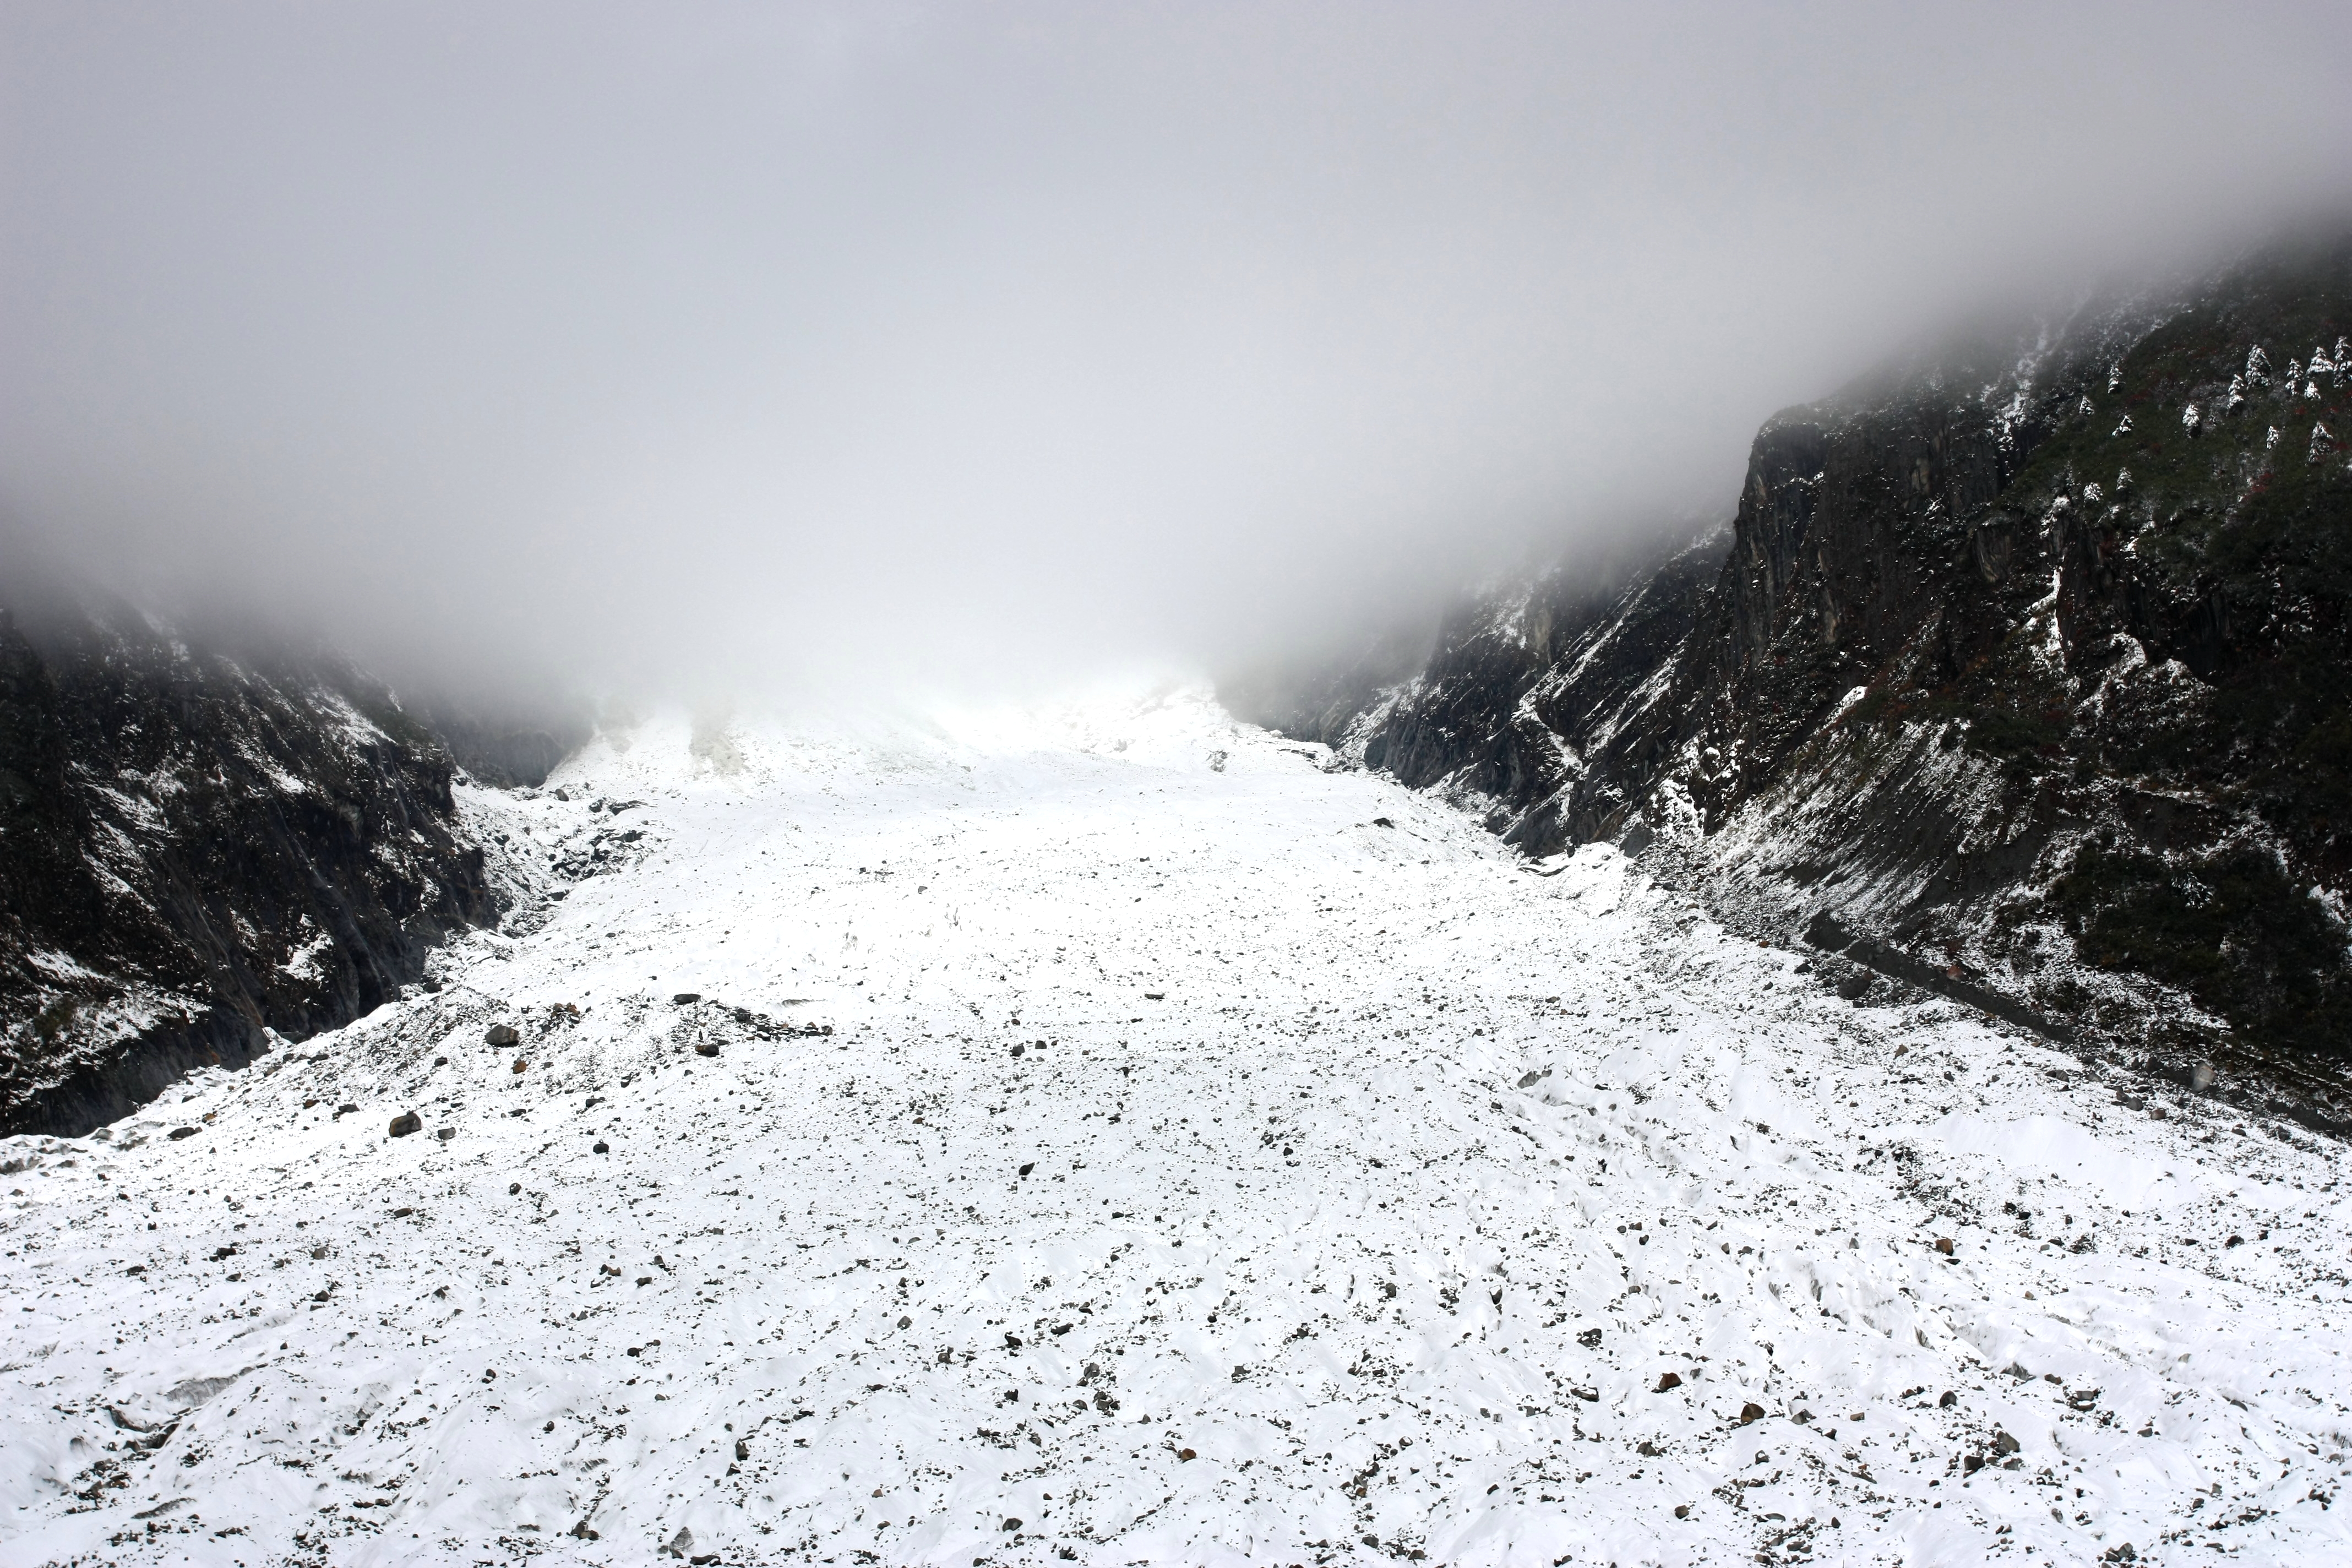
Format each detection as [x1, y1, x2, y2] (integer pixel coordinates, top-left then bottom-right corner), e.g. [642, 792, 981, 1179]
[4, 687, 2349, 1567]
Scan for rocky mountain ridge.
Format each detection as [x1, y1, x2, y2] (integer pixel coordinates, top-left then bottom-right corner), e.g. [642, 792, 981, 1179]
[0, 595, 510, 1134]
[1248, 235, 2352, 1093]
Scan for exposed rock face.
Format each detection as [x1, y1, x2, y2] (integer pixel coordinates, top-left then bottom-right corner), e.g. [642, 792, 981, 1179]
[1258, 236, 2352, 1070]
[0, 597, 495, 1134]
[409, 698, 592, 790]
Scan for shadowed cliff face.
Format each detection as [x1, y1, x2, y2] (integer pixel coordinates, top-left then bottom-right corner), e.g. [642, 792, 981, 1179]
[1268, 236, 2352, 1074]
[0, 600, 496, 1134]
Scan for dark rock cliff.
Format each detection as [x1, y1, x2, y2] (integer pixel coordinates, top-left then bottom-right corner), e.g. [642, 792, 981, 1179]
[1253, 236, 2352, 1077]
[0, 597, 498, 1134]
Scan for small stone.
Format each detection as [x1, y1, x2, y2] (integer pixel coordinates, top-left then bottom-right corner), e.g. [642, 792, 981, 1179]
[1177, 1447, 1197, 1461]
[1578, 1327, 1603, 1348]
[485, 1023, 520, 1048]
[1674, 1504, 1691, 1519]
[436, 1127, 456, 1141]
[388, 1112, 422, 1138]
[1003, 1517, 1022, 1531]
[592, 1140, 610, 1154]
[1934, 1237, 1954, 1255]
[509, 1182, 522, 1195]
[1939, 1390, 1958, 1408]
[1656, 1371, 1683, 1392]
[694, 1040, 720, 1057]
[1992, 1429, 2021, 1455]
[512, 1059, 528, 1074]
[168, 1126, 199, 1141]
[1011, 1043, 1025, 1058]
[1371, 816, 1395, 828]
[898, 1315, 912, 1329]
[2189, 1060, 2215, 1092]
[672, 992, 701, 1005]
[1637, 1439, 1662, 1456]
[1019, 1162, 1035, 1177]
[1739, 1402, 1766, 1424]
[734, 1438, 750, 1461]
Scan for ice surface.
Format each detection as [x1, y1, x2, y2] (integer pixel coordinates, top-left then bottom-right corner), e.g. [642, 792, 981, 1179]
[4, 684, 2348, 1565]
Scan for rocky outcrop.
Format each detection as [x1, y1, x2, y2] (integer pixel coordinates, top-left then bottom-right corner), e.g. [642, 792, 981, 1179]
[0, 596, 497, 1134]
[1260, 235, 2352, 1075]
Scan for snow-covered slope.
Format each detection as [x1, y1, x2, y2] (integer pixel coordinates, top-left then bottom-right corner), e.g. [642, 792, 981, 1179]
[4, 685, 2348, 1567]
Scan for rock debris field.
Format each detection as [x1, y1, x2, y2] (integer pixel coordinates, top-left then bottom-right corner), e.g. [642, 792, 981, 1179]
[5, 687, 2350, 1567]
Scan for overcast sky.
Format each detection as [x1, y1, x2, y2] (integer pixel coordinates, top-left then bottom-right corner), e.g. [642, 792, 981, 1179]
[4, 2, 2349, 704]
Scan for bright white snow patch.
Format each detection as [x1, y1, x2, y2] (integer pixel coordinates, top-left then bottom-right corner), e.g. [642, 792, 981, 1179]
[4, 685, 2350, 1566]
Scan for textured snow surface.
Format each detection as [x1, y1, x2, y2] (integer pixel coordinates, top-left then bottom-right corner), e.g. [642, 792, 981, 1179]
[6, 685, 2351, 1567]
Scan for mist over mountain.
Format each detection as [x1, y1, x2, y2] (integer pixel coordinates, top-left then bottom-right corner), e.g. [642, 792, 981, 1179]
[6, 3, 2351, 710]
[12, 13, 2352, 1566]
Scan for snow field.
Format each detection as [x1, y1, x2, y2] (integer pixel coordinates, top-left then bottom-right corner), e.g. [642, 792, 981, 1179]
[4, 685, 2350, 1567]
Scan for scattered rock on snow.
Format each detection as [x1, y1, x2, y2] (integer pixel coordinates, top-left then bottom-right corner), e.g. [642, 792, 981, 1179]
[485, 1023, 520, 1048]
[388, 1112, 422, 1137]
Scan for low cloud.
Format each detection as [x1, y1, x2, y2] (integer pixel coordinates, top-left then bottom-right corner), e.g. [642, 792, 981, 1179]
[4, 2, 2348, 709]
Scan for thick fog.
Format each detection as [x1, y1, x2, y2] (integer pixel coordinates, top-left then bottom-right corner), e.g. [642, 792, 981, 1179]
[4, 3, 2349, 706]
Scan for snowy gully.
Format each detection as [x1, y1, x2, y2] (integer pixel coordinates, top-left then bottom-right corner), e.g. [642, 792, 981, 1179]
[4, 688, 2347, 1566]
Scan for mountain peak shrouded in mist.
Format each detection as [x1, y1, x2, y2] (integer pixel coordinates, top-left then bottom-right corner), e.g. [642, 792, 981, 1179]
[13, 12, 2352, 1562]
[5, 2, 2351, 711]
